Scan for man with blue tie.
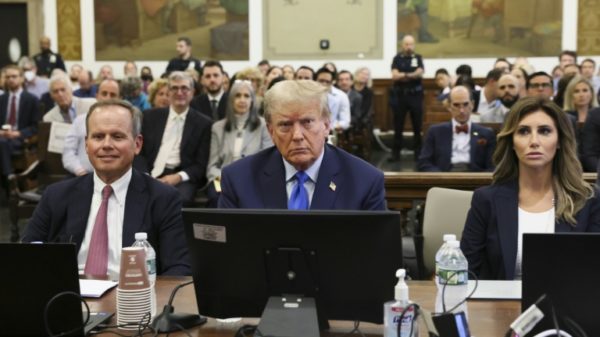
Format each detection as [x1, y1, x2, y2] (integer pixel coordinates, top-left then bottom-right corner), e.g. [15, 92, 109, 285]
[218, 80, 386, 210]
[418, 85, 496, 172]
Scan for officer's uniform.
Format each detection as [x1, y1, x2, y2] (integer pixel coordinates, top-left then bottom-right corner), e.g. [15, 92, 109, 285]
[390, 52, 424, 160]
[33, 51, 66, 78]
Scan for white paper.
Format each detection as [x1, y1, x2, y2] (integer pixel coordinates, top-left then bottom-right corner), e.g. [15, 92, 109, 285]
[467, 280, 521, 300]
[47, 121, 71, 154]
[80, 279, 118, 298]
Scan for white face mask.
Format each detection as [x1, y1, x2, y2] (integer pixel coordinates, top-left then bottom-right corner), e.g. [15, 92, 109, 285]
[24, 70, 35, 82]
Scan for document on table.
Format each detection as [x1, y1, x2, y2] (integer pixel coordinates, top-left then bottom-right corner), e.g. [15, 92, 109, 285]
[79, 279, 118, 298]
[467, 280, 521, 300]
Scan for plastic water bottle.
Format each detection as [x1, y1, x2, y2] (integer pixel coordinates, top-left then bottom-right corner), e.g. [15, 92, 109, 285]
[131, 232, 157, 284]
[131, 232, 157, 316]
[434, 234, 456, 288]
[435, 240, 468, 314]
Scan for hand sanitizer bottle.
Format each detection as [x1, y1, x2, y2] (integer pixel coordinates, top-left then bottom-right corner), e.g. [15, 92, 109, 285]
[384, 269, 417, 337]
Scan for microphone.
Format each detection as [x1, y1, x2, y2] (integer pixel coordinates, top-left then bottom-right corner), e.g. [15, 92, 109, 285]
[151, 280, 207, 333]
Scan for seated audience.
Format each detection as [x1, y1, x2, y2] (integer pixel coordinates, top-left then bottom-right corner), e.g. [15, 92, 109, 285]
[336, 70, 363, 128]
[493, 58, 512, 73]
[580, 58, 600, 95]
[563, 76, 597, 166]
[62, 79, 120, 176]
[136, 71, 212, 206]
[353, 67, 374, 129]
[315, 67, 351, 130]
[526, 72, 554, 99]
[480, 74, 520, 122]
[418, 86, 495, 172]
[553, 73, 576, 109]
[206, 81, 272, 206]
[44, 74, 95, 123]
[461, 97, 600, 280]
[19, 57, 49, 99]
[190, 60, 228, 121]
[140, 66, 154, 93]
[295, 66, 315, 81]
[581, 106, 600, 172]
[434, 68, 452, 101]
[69, 64, 83, 90]
[124, 61, 138, 77]
[474, 69, 503, 114]
[0, 65, 40, 178]
[96, 64, 114, 82]
[511, 67, 528, 98]
[147, 78, 170, 109]
[73, 70, 97, 98]
[120, 76, 151, 111]
[24, 100, 190, 278]
[282, 65, 295, 80]
[218, 80, 386, 210]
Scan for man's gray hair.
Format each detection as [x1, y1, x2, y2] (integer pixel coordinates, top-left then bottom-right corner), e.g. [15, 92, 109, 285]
[168, 71, 194, 90]
[49, 73, 72, 91]
[263, 80, 330, 123]
[86, 99, 142, 138]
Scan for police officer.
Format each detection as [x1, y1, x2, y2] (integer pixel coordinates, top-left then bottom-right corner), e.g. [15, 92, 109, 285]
[389, 35, 424, 162]
[33, 36, 66, 78]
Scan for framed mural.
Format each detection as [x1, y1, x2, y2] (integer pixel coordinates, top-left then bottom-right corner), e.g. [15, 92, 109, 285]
[397, 0, 563, 57]
[94, 0, 249, 61]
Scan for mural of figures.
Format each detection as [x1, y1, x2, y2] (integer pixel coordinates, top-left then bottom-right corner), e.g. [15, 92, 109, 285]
[397, 0, 563, 57]
[94, 0, 249, 61]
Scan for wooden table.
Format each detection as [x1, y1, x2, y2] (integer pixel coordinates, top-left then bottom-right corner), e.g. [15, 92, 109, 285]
[87, 277, 520, 337]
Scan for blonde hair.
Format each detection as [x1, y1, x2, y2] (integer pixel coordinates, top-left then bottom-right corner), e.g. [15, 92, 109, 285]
[493, 97, 593, 224]
[263, 80, 330, 124]
[147, 78, 169, 107]
[563, 76, 598, 111]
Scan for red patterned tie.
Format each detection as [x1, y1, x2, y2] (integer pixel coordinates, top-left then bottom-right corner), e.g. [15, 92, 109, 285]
[7, 95, 16, 127]
[455, 124, 469, 134]
[84, 185, 113, 276]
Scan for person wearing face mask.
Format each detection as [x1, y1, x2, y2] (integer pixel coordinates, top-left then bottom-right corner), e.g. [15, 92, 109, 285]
[33, 36, 66, 78]
[19, 57, 49, 100]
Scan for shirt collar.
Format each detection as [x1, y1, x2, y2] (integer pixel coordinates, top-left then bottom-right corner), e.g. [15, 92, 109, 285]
[168, 106, 189, 121]
[283, 147, 325, 184]
[10, 88, 23, 97]
[92, 167, 133, 206]
[451, 118, 472, 133]
[208, 90, 224, 102]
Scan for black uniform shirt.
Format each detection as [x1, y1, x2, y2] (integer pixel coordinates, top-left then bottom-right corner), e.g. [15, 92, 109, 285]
[391, 52, 424, 89]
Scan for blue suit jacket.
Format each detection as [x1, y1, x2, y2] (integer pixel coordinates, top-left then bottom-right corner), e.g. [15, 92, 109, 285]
[218, 144, 386, 210]
[460, 181, 600, 280]
[22, 169, 190, 275]
[418, 122, 496, 172]
[0, 91, 40, 139]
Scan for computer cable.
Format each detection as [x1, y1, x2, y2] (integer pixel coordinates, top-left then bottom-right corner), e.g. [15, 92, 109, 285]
[396, 303, 420, 337]
[91, 311, 153, 337]
[234, 324, 257, 337]
[437, 270, 479, 314]
[44, 290, 90, 337]
[341, 320, 367, 337]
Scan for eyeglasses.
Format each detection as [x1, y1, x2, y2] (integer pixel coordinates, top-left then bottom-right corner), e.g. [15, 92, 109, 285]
[529, 82, 552, 89]
[169, 85, 191, 93]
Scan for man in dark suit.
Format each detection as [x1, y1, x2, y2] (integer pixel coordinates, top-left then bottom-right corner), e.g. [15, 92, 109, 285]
[0, 65, 40, 177]
[218, 80, 386, 210]
[190, 60, 228, 121]
[137, 71, 212, 206]
[418, 86, 496, 172]
[23, 100, 190, 278]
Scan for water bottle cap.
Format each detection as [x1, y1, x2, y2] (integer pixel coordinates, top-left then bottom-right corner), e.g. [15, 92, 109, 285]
[443, 234, 456, 242]
[448, 240, 460, 248]
[135, 232, 148, 240]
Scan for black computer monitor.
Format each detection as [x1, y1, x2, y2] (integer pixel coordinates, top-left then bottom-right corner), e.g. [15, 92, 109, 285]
[522, 233, 600, 336]
[183, 209, 402, 330]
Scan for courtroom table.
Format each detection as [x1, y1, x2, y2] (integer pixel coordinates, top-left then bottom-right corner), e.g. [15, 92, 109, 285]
[87, 277, 520, 337]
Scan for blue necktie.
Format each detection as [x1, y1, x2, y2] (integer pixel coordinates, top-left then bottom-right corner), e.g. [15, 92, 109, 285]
[288, 171, 309, 210]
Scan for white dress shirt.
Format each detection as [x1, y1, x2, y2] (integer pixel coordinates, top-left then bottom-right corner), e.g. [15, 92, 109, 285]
[514, 207, 555, 279]
[283, 148, 325, 207]
[328, 86, 351, 130]
[77, 169, 132, 280]
[62, 113, 93, 175]
[157, 107, 189, 181]
[451, 119, 471, 164]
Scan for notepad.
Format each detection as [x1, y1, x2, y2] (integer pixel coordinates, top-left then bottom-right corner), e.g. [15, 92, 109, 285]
[467, 280, 521, 300]
[79, 279, 118, 298]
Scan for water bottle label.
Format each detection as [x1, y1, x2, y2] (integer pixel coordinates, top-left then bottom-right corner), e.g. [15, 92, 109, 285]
[147, 259, 157, 275]
[438, 268, 468, 285]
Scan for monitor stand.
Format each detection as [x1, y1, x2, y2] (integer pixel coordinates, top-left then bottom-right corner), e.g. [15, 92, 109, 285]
[257, 296, 320, 337]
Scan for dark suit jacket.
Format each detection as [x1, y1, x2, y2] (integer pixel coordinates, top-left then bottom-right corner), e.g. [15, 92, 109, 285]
[418, 122, 496, 172]
[0, 91, 40, 138]
[581, 107, 600, 171]
[22, 169, 191, 275]
[218, 144, 386, 210]
[460, 181, 600, 280]
[190, 92, 228, 121]
[137, 107, 212, 184]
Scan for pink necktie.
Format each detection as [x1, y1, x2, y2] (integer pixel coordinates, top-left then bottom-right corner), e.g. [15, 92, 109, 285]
[84, 185, 113, 276]
[7, 95, 16, 127]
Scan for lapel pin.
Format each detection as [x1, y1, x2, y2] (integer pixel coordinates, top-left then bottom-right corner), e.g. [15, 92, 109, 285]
[329, 182, 336, 191]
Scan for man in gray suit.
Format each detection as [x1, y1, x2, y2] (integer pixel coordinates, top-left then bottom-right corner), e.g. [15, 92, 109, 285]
[43, 74, 95, 123]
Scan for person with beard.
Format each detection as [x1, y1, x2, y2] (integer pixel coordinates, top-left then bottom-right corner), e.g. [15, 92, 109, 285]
[481, 74, 520, 123]
[190, 61, 228, 121]
[33, 37, 66, 78]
